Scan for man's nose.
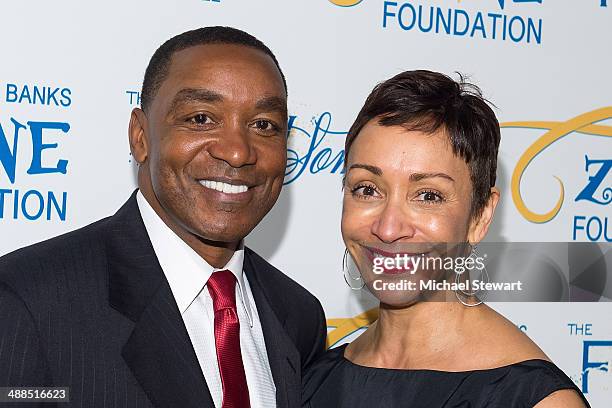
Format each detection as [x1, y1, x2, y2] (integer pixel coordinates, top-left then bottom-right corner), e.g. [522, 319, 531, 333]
[207, 123, 256, 168]
[370, 200, 417, 243]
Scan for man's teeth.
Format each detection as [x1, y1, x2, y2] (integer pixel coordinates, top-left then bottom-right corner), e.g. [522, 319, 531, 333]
[199, 180, 248, 194]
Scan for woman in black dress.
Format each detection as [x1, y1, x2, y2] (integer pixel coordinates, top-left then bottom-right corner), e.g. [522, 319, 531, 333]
[303, 71, 590, 408]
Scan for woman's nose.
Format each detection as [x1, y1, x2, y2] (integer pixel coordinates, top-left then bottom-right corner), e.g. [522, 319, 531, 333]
[370, 201, 416, 243]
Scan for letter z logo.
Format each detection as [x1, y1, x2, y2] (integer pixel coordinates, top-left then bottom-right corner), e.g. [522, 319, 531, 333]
[575, 156, 612, 205]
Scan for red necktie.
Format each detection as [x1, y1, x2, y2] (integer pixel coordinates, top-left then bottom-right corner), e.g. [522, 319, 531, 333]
[207, 270, 250, 408]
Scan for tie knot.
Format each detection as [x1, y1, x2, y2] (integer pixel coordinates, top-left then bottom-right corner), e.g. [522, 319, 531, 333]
[207, 270, 237, 312]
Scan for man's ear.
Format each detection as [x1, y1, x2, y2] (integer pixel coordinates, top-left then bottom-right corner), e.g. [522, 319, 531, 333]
[468, 187, 500, 245]
[129, 108, 149, 164]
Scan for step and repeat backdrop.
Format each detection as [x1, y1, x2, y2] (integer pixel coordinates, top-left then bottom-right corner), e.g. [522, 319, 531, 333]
[1, 0, 611, 405]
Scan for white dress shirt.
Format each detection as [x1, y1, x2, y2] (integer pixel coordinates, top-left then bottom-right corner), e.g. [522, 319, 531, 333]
[136, 191, 276, 408]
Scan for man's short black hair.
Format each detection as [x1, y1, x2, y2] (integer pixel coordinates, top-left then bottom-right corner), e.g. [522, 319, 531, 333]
[345, 70, 501, 219]
[140, 26, 287, 112]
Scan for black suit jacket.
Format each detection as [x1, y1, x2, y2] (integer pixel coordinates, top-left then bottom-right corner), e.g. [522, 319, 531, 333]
[0, 192, 327, 408]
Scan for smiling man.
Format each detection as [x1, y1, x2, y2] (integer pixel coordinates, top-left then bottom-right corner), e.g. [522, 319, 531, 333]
[0, 27, 326, 408]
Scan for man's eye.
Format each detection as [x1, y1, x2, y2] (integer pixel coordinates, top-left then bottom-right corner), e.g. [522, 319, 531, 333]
[252, 120, 278, 132]
[188, 114, 212, 125]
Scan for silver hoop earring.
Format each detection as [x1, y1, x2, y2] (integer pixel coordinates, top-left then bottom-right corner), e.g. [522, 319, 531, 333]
[455, 246, 489, 307]
[343, 249, 364, 290]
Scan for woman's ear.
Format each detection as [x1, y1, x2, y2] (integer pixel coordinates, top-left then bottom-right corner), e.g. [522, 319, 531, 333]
[128, 108, 149, 164]
[468, 187, 500, 245]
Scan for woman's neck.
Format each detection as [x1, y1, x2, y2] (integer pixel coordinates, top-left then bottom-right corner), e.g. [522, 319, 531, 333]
[347, 298, 484, 369]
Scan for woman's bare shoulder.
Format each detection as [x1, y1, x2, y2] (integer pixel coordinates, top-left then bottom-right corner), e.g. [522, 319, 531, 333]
[468, 305, 550, 366]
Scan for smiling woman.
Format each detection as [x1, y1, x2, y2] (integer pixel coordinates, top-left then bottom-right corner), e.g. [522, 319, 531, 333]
[302, 70, 591, 408]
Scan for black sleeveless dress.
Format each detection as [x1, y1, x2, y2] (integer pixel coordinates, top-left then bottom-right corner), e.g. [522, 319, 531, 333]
[303, 344, 591, 408]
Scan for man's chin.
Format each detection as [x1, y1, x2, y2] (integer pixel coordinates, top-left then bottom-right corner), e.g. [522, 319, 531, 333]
[188, 222, 255, 247]
[174, 200, 271, 246]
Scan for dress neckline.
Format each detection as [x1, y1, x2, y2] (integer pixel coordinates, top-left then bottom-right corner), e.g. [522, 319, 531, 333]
[336, 343, 556, 374]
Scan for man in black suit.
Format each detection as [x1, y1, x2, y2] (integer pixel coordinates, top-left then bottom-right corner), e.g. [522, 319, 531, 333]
[0, 27, 326, 408]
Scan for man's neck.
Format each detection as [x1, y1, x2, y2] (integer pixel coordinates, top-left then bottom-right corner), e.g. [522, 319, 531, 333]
[139, 187, 238, 268]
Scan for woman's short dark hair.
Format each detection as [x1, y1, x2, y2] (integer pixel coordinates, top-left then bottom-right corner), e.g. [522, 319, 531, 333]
[345, 70, 500, 219]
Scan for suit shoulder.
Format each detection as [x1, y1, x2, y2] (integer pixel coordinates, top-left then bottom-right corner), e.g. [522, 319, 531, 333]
[0, 216, 110, 286]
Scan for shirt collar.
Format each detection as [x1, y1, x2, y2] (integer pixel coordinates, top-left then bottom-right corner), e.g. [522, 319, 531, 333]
[136, 190, 253, 326]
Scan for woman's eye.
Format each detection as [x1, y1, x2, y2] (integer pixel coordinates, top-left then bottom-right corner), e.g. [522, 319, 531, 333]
[416, 190, 444, 203]
[188, 114, 212, 125]
[351, 184, 380, 199]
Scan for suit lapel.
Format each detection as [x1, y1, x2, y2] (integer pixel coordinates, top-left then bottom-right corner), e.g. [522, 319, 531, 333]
[106, 192, 214, 408]
[244, 249, 301, 408]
